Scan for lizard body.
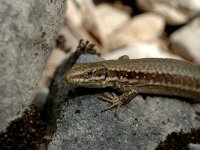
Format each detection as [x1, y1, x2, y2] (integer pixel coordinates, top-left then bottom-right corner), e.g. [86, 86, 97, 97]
[66, 57, 200, 112]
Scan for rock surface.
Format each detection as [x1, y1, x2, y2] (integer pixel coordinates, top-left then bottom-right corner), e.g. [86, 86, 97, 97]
[48, 95, 200, 150]
[47, 54, 200, 150]
[136, 0, 200, 25]
[0, 0, 66, 131]
[170, 16, 200, 64]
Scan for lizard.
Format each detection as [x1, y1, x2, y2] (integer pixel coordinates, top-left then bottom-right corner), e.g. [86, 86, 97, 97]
[65, 55, 200, 114]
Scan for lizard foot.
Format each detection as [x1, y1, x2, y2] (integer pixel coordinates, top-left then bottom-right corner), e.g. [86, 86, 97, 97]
[98, 90, 138, 116]
[98, 92, 123, 116]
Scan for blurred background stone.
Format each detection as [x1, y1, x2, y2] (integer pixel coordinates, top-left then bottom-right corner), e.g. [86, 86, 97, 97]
[188, 143, 200, 150]
[103, 42, 181, 60]
[170, 16, 200, 64]
[109, 13, 165, 50]
[136, 0, 200, 25]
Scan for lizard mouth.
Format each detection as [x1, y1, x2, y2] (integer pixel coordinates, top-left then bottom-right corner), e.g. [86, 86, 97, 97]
[66, 72, 107, 88]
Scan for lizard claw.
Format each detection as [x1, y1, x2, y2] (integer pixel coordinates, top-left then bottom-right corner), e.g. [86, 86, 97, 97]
[100, 100, 122, 116]
[98, 90, 138, 116]
[98, 92, 123, 116]
[99, 92, 118, 103]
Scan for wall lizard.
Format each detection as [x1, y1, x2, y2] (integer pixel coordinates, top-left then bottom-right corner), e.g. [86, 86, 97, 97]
[65, 56, 200, 114]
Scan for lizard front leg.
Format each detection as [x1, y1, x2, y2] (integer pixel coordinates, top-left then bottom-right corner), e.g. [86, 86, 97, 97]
[99, 90, 138, 115]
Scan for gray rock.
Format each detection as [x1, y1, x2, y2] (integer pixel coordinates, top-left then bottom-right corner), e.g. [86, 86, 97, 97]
[47, 54, 200, 150]
[170, 16, 200, 64]
[0, 0, 66, 132]
[33, 83, 49, 111]
[77, 54, 105, 63]
[188, 143, 200, 150]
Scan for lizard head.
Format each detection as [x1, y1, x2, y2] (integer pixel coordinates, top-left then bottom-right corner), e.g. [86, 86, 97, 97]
[65, 62, 109, 88]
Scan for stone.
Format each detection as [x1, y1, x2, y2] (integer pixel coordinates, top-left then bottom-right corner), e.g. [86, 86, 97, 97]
[33, 83, 49, 111]
[109, 13, 165, 50]
[136, 0, 200, 25]
[66, 0, 82, 27]
[103, 43, 180, 60]
[63, 1, 101, 52]
[48, 96, 200, 150]
[188, 144, 200, 150]
[170, 16, 200, 64]
[0, 0, 66, 132]
[97, 3, 130, 37]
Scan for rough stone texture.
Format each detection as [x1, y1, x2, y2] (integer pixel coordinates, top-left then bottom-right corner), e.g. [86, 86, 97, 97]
[0, 0, 66, 131]
[49, 96, 200, 150]
[170, 16, 200, 64]
[136, 0, 200, 25]
[47, 54, 200, 150]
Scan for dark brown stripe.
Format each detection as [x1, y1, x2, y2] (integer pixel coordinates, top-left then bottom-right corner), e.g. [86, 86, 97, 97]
[106, 70, 200, 89]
